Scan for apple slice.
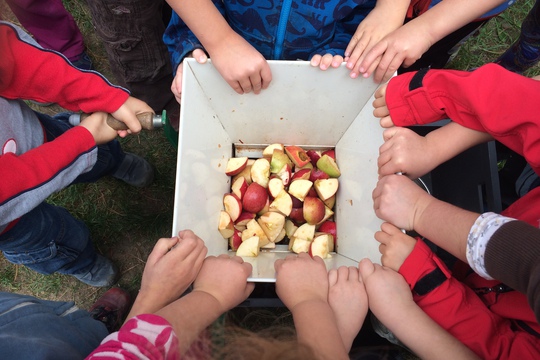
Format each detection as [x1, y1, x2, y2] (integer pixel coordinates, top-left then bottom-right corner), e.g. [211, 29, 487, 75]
[317, 205, 335, 225]
[314, 178, 339, 201]
[288, 179, 313, 201]
[276, 163, 292, 186]
[223, 193, 242, 222]
[263, 143, 285, 159]
[270, 149, 293, 174]
[318, 220, 337, 241]
[232, 159, 255, 184]
[289, 207, 306, 225]
[323, 195, 336, 209]
[291, 238, 312, 254]
[218, 210, 235, 239]
[285, 219, 298, 238]
[285, 145, 310, 167]
[291, 168, 311, 181]
[236, 235, 260, 257]
[229, 229, 243, 251]
[295, 162, 314, 171]
[242, 182, 268, 213]
[303, 196, 326, 225]
[269, 189, 293, 216]
[293, 223, 316, 241]
[314, 231, 335, 252]
[231, 176, 249, 200]
[257, 211, 286, 242]
[226, 157, 248, 176]
[322, 149, 336, 159]
[310, 233, 333, 259]
[257, 197, 270, 216]
[275, 228, 286, 243]
[261, 241, 276, 249]
[251, 158, 271, 188]
[306, 150, 321, 166]
[309, 168, 330, 182]
[316, 154, 341, 178]
[242, 219, 270, 247]
[235, 211, 256, 226]
[268, 177, 285, 198]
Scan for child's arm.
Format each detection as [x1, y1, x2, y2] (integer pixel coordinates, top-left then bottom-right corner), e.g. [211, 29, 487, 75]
[275, 253, 349, 360]
[359, 258, 480, 360]
[377, 123, 493, 178]
[355, 0, 508, 82]
[166, 0, 271, 95]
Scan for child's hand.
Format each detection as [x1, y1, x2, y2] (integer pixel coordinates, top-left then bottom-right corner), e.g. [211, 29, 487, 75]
[358, 258, 414, 321]
[79, 111, 120, 145]
[374, 222, 416, 271]
[209, 33, 272, 95]
[378, 127, 436, 179]
[372, 83, 394, 128]
[357, 22, 434, 83]
[310, 54, 344, 70]
[128, 230, 208, 318]
[275, 253, 329, 310]
[345, 4, 405, 79]
[372, 174, 432, 231]
[192, 255, 254, 313]
[171, 49, 208, 104]
[110, 96, 154, 137]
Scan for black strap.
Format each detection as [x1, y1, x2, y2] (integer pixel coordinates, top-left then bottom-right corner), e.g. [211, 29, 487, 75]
[409, 67, 430, 91]
[413, 267, 447, 296]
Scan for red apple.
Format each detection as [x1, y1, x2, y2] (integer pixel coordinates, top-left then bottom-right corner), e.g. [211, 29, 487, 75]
[290, 194, 303, 208]
[284, 145, 310, 167]
[235, 211, 256, 226]
[291, 168, 311, 181]
[231, 176, 249, 199]
[303, 196, 326, 225]
[225, 157, 248, 176]
[306, 150, 321, 166]
[322, 149, 336, 160]
[289, 207, 306, 224]
[318, 220, 337, 240]
[242, 182, 268, 213]
[223, 193, 242, 222]
[229, 229, 243, 251]
[309, 168, 330, 182]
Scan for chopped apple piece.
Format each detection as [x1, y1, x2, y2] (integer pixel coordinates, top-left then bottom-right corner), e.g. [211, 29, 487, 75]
[318, 220, 337, 242]
[310, 233, 333, 258]
[316, 154, 341, 178]
[263, 143, 285, 159]
[285, 145, 310, 167]
[285, 219, 298, 238]
[317, 205, 334, 225]
[251, 158, 271, 188]
[270, 149, 293, 173]
[288, 179, 313, 201]
[275, 228, 286, 243]
[242, 219, 270, 247]
[229, 229, 243, 251]
[289, 207, 306, 224]
[291, 168, 311, 181]
[293, 223, 316, 241]
[236, 236, 260, 257]
[232, 159, 255, 184]
[269, 190, 293, 216]
[235, 211, 256, 226]
[303, 196, 326, 225]
[218, 210, 234, 239]
[226, 157, 248, 176]
[309, 168, 330, 182]
[291, 238, 311, 254]
[268, 177, 285, 198]
[231, 176, 249, 200]
[242, 182, 268, 213]
[257, 211, 286, 242]
[223, 193, 242, 222]
[306, 150, 321, 166]
[323, 195, 336, 209]
[314, 178, 339, 201]
[276, 163, 292, 186]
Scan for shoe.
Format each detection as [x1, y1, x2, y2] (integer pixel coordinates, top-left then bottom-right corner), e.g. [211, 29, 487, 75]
[71, 51, 95, 71]
[89, 287, 131, 333]
[112, 153, 154, 187]
[72, 254, 118, 287]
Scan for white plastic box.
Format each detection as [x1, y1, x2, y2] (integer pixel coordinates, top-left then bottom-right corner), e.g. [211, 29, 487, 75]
[173, 58, 385, 282]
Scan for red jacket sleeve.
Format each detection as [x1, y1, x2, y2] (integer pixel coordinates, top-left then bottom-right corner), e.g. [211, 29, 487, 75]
[386, 64, 540, 172]
[399, 240, 540, 359]
[0, 22, 129, 113]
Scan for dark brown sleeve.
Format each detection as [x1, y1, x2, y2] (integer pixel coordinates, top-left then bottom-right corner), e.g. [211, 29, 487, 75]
[485, 221, 540, 322]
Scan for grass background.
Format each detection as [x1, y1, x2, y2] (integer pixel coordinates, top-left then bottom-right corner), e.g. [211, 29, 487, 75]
[0, 0, 539, 352]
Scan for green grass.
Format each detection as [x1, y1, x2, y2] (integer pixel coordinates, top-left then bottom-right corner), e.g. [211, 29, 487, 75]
[0, 0, 538, 325]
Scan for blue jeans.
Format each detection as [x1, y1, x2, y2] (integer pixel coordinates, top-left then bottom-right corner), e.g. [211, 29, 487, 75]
[0, 112, 125, 275]
[0, 292, 108, 359]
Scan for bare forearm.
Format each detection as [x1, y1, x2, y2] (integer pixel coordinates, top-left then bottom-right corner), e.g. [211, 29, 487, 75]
[406, 0, 507, 45]
[155, 291, 223, 354]
[426, 121, 493, 167]
[291, 300, 349, 360]
[414, 197, 479, 263]
[389, 304, 480, 359]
